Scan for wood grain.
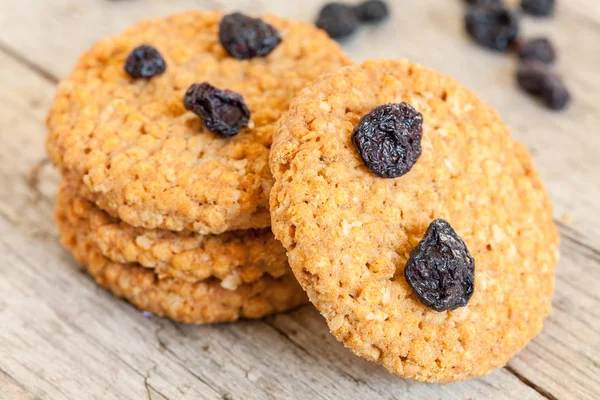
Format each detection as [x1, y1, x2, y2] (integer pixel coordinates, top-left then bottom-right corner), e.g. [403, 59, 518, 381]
[0, 0, 599, 399]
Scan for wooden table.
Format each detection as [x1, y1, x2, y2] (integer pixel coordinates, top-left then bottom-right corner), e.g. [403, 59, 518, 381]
[0, 1, 598, 399]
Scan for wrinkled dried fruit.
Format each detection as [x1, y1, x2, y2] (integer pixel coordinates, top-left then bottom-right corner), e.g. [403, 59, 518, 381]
[184, 82, 250, 136]
[465, 5, 519, 51]
[540, 75, 571, 110]
[316, 3, 359, 39]
[516, 63, 548, 95]
[355, 0, 390, 23]
[521, 0, 555, 17]
[405, 219, 475, 312]
[219, 12, 282, 59]
[517, 63, 571, 110]
[464, 0, 503, 6]
[517, 37, 556, 64]
[352, 103, 423, 178]
[124, 45, 166, 79]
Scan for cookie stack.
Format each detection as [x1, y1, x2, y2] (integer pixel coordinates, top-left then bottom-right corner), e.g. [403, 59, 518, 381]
[46, 11, 351, 323]
[47, 9, 560, 383]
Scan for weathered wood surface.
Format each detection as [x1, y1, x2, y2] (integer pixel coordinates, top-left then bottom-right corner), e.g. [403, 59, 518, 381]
[0, 0, 599, 399]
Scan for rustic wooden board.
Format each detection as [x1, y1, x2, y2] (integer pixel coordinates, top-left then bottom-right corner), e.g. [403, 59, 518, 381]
[0, 1, 599, 399]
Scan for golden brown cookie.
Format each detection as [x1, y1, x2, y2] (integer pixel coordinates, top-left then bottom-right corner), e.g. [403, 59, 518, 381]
[47, 11, 351, 234]
[270, 60, 559, 382]
[55, 202, 308, 324]
[57, 184, 288, 286]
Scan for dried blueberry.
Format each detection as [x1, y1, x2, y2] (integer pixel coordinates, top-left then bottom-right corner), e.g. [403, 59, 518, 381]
[316, 3, 359, 39]
[352, 103, 423, 179]
[464, 0, 503, 6]
[517, 37, 556, 64]
[465, 5, 519, 51]
[404, 219, 475, 312]
[516, 63, 571, 110]
[355, 0, 389, 23]
[184, 83, 250, 136]
[541, 75, 571, 110]
[517, 63, 547, 95]
[521, 0, 555, 17]
[219, 12, 282, 59]
[124, 45, 166, 79]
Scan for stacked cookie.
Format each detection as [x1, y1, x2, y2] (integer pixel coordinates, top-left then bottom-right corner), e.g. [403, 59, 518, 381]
[46, 11, 351, 323]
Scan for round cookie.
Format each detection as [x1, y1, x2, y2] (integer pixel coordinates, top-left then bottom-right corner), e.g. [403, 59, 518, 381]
[57, 184, 288, 286]
[55, 203, 308, 324]
[269, 59, 559, 382]
[47, 10, 352, 234]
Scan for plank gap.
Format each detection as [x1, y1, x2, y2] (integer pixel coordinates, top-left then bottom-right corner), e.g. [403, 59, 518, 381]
[0, 40, 59, 84]
[504, 366, 560, 400]
[557, 223, 600, 264]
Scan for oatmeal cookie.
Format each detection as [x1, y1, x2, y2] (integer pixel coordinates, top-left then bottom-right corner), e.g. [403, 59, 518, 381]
[55, 202, 307, 324]
[57, 184, 288, 285]
[270, 59, 559, 382]
[47, 11, 351, 233]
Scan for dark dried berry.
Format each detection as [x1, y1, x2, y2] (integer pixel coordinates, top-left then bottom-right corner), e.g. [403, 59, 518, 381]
[521, 0, 555, 17]
[465, 5, 519, 51]
[464, 0, 503, 6]
[183, 82, 250, 136]
[219, 12, 282, 60]
[516, 63, 547, 95]
[316, 3, 359, 39]
[405, 219, 475, 312]
[517, 37, 556, 64]
[355, 0, 389, 23]
[352, 103, 423, 179]
[516, 63, 571, 110]
[541, 75, 571, 110]
[124, 45, 166, 79]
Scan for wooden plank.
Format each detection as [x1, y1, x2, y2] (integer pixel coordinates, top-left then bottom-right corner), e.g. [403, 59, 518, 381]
[0, 369, 34, 400]
[0, 42, 546, 400]
[0, 0, 599, 398]
[507, 234, 600, 400]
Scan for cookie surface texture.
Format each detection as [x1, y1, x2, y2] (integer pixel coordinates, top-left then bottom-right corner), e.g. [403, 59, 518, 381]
[57, 184, 288, 285]
[55, 202, 307, 324]
[47, 11, 351, 233]
[269, 59, 559, 382]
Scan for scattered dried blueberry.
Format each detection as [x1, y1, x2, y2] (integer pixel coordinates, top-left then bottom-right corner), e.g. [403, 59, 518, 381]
[464, 0, 503, 6]
[316, 3, 359, 39]
[124, 45, 166, 79]
[516, 63, 547, 95]
[355, 0, 389, 23]
[517, 37, 556, 64]
[517, 63, 571, 110]
[184, 82, 250, 136]
[521, 0, 555, 17]
[541, 75, 571, 110]
[219, 12, 282, 59]
[352, 103, 423, 179]
[465, 5, 519, 51]
[404, 219, 475, 312]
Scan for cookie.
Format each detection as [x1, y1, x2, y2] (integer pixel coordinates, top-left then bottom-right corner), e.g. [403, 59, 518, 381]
[269, 59, 559, 382]
[46, 11, 352, 234]
[58, 183, 288, 286]
[55, 203, 307, 324]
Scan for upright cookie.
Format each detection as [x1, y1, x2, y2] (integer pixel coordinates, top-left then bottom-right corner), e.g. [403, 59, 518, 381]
[55, 203, 307, 324]
[58, 184, 288, 285]
[270, 60, 559, 382]
[47, 11, 351, 234]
